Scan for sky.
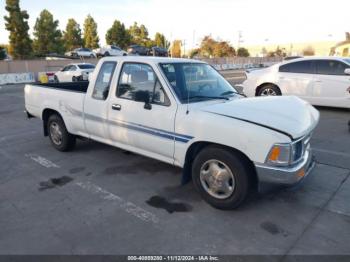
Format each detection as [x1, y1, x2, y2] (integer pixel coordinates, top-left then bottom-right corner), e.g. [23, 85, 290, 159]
[0, 0, 349, 48]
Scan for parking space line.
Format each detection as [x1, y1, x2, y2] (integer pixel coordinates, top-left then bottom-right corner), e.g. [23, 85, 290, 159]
[25, 153, 60, 168]
[76, 181, 159, 225]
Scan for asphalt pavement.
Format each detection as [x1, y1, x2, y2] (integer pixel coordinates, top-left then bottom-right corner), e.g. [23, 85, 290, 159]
[0, 83, 349, 256]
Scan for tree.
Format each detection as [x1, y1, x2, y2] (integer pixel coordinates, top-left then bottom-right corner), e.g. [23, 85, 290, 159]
[129, 22, 149, 45]
[199, 36, 216, 57]
[154, 32, 169, 48]
[197, 36, 235, 58]
[189, 48, 200, 58]
[302, 45, 315, 56]
[4, 0, 32, 59]
[83, 15, 99, 49]
[32, 9, 64, 56]
[0, 45, 7, 60]
[171, 40, 182, 58]
[106, 20, 131, 49]
[213, 41, 235, 57]
[62, 19, 83, 51]
[261, 47, 268, 57]
[267, 46, 286, 57]
[237, 47, 250, 57]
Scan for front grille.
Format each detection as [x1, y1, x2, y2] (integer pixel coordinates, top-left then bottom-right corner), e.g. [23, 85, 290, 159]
[292, 133, 311, 163]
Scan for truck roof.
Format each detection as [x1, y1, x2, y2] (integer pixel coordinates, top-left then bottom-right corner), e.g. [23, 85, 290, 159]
[101, 56, 205, 64]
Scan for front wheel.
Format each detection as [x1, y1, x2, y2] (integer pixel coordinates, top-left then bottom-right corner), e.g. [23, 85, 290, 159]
[192, 146, 251, 210]
[257, 84, 281, 96]
[47, 114, 76, 152]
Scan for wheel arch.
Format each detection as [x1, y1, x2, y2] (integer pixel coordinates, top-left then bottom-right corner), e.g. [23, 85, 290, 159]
[182, 141, 258, 191]
[255, 82, 280, 96]
[42, 108, 64, 136]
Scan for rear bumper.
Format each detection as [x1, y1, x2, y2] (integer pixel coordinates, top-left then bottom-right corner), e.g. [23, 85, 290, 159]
[255, 149, 315, 187]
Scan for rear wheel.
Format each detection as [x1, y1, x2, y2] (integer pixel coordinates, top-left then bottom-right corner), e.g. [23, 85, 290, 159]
[54, 75, 59, 83]
[257, 84, 281, 96]
[47, 114, 76, 152]
[192, 146, 251, 209]
[72, 76, 78, 82]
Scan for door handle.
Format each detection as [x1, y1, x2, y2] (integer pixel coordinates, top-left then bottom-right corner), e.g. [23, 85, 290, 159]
[314, 80, 322, 83]
[112, 104, 121, 111]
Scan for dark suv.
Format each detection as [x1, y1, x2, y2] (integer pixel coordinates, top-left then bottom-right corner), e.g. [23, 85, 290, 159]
[150, 46, 169, 57]
[127, 45, 150, 56]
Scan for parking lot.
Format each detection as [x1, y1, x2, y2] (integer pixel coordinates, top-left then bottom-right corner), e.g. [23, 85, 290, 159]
[0, 82, 349, 255]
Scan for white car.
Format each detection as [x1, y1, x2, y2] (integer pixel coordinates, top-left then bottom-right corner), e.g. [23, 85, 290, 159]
[94, 45, 127, 57]
[54, 63, 95, 82]
[65, 48, 96, 58]
[25, 57, 319, 209]
[242, 57, 350, 108]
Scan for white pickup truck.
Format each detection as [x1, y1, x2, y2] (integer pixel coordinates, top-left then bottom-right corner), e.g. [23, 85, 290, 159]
[25, 57, 319, 209]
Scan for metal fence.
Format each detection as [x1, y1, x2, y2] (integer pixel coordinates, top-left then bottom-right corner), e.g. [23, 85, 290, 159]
[0, 57, 282, 75]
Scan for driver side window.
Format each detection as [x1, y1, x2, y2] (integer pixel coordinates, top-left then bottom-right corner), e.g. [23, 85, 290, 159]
[117, 63, 170, 106]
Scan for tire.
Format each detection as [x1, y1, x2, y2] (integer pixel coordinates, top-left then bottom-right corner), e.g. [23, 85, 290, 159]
[47, 114, 76, 152]
[54, 75, 59, 83]
[257, 84, 281, 96]
[104, 52, 110, 57]
[72, 76, 77, 82]
[123, 53, 127, 56]
[192, 145, 251, 210]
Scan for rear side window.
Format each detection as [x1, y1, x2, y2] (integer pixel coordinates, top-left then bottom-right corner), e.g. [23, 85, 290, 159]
[315, 60, 349, 75]
[92, 62, 117, 100]
[279, 61, 315, 74]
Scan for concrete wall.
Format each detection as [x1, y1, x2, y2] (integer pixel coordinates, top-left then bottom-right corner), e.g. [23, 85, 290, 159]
[0, 57, 282, 85]
[0, 72, 35, 85]
[0, 58, 99, 74]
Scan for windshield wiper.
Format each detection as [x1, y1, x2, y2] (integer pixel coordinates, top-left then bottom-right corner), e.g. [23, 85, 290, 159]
[220, 90, 247, 97]
[188, 95, 230, 101]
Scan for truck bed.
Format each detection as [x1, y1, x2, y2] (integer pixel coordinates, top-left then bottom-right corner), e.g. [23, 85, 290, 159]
[35, 81, 89, 93]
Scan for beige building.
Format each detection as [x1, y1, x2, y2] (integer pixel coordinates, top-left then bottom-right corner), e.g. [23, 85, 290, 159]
[246, 41, 337, 57]
[330, 42, 350, 57]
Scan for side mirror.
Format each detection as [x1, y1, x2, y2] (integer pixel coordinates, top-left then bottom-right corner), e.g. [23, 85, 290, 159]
[134, 90, 152, 110]
[344, 68, 350, 75]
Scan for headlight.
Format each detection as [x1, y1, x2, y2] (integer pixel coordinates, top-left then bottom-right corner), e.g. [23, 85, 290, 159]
[266, 144, 291, 166]
[266, 140, 305, 166]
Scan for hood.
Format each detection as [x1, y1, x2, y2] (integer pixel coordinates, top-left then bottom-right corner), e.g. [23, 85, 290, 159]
[201, 96, 319, 140]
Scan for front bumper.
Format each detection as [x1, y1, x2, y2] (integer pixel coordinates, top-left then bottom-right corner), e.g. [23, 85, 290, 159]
[255, 149, 315, 187]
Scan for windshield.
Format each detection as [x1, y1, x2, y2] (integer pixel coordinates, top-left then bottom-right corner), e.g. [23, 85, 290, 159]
[159, 63, 238, 103]
[78, 64, 95, 69]
[343, 58, 350, 65]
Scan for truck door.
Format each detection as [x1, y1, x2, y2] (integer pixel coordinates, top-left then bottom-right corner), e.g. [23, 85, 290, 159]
[108, 62, 177, 163]
[84, 61, 117, 141]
